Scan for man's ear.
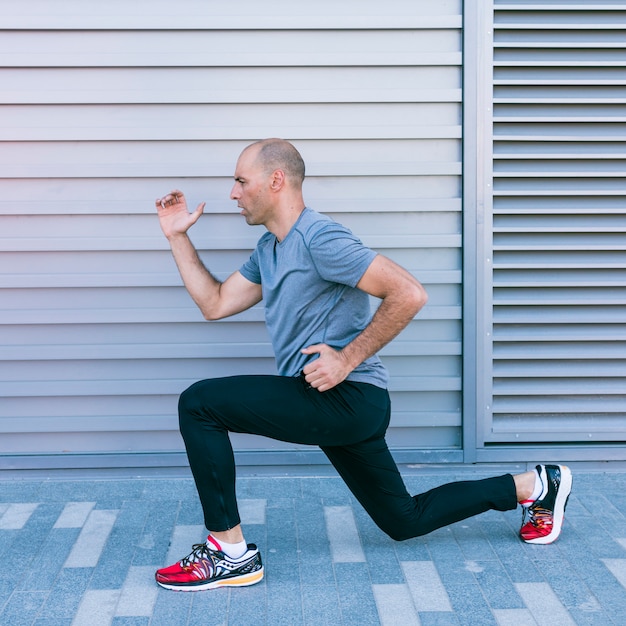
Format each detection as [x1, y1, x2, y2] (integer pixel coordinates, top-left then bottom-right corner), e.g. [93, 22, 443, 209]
[270, 169, 286, 191]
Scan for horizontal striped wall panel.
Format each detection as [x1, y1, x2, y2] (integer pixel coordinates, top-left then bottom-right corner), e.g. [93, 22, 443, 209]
[0, 0, 463, 466]
[2, 0, 461, 30]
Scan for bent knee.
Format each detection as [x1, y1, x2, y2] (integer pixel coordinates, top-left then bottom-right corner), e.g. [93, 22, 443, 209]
[384, 526, 428, 542]
[177, 380, 213, 429]
[178, 382, 198, 414]
[375, 505, 431, 541]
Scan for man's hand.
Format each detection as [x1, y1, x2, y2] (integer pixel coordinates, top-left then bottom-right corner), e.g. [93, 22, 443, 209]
[155, 189, 205, 239]
[301, 344, 353, 392]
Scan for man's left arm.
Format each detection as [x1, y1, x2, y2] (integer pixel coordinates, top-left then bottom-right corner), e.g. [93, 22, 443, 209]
[301, 255, 428, 391]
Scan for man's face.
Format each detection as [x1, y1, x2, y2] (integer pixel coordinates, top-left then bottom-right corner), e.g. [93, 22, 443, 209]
[230, 147, 273, 226]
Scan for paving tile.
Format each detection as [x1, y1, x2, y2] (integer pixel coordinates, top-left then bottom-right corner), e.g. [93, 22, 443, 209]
[538, 554, 602, 615]
[0, 587, 13, 618]
[446, 582, 498, 626]
[72, 589, 121, 626]
[239, 498, 267, 525]
[319, 495, 353, 509]
[64, 509, 119, 568]
[265, 548, 299, 585]
[175, 498, 204, 526]
[28, 503, 69, 535]
[334, 562, 380, 625]
[425, 526, 466, 563]
[300, 476, 350, 500]
[301, 583, 341, 626]
[150, 588, 193, 626]
[228, 582, 267, 625]
[237, 476, 302, 500]
[132, 500, 179, 567]
[418, 613, 461, 625]
[294, 499, 336, 585]
[294, 498, 329, 551]
[431, 556, 478, 588]
[574, 473, 626, 495]
[0, 503, 39, 529]
[558, 541, 626, 625]
[164, 525, 205, 566]
[20, 528, 81, 591]
[187, 587, 229, 625]
[568, 515, 625, 559]
[1, 503, 66, 596]
[486, 532, 544, 584]
[568, 609, 614, 626]
[402, 560, 453, 612]
[111, 618, 151, 626]
[584, 494, 626, 525]
[265, 501, 298, 586]
[0, 481, 41, 502]
[0, 590, 47, 626]
[353, 505, 398, 567]
[492, 608, 537, 626]
[471, 559, 525, 610]
[562, 495, 590, 523]
[266, 580, 304, 625]
[611, 493, 626, 517]
[393, 535, 431, 562]
[140, 479, 197, 502]
[515, 582, 576, 626]
[297, 554, 336, 587]
[324, 505, 365, 563]
[372, 583, 420, 626]
[54, 502, 96, 529]
[40, 567, 92, 619]
[602, 558, 626, 591]
[36, 480, 143, 503]
[89, 501, 152, 590]
[115, 566, 159, 617]
[451, 516, 499, 562]
[363, 540, 405, 585]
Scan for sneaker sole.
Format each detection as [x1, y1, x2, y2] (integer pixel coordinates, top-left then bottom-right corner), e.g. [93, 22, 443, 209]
[524, 465, 572, 545]
[156, 567, 264, 592]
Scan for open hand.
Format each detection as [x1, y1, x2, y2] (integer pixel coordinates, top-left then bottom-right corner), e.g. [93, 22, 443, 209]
[155, 189, 205, 239]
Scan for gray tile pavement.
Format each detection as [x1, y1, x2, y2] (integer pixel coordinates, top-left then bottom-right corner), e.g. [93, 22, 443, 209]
[1, 465, 626, 625]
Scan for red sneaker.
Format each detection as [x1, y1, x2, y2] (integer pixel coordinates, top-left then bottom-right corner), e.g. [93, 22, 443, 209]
[155, 541, 263, 591]
[520, 464, 572, 544]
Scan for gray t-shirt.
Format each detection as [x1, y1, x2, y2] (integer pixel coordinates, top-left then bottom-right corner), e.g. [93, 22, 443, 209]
[239, 207, 389, 388]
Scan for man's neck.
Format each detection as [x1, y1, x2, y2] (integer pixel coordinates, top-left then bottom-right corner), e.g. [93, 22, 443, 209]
[267, 203, 306, 242]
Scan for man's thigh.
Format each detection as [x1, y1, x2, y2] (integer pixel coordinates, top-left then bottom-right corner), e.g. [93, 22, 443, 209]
[179, 374, 389, 447]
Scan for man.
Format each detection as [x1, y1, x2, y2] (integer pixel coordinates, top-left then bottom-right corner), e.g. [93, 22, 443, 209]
[154, 139, 572, 592]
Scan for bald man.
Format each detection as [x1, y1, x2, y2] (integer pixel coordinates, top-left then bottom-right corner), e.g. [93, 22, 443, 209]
[154, 139, 572, 591]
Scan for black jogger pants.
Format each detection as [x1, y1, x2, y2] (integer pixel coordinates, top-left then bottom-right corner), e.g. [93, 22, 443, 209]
[178, 374, 518, 541]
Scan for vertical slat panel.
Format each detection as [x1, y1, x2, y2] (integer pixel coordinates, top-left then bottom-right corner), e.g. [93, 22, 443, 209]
[484, 1, 626, 445]
[0, 0, 463, 468]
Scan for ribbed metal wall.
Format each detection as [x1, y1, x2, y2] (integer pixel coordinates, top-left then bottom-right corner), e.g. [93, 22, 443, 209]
[0, 1, 463, 468]
[484, 1, 626, 447]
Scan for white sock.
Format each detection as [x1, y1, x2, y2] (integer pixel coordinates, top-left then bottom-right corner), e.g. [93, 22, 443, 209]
[520, 469, 543, 507]
[207, 535, 247, 559]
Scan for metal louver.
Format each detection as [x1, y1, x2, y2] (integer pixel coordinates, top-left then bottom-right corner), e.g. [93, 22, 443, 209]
[487, 1, 626, 445]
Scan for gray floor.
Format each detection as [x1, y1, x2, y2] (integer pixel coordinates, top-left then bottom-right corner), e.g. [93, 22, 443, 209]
[1, 463, 626, 625]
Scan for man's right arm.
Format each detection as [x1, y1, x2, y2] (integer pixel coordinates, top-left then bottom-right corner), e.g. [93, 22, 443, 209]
[156, 190, 263, 320]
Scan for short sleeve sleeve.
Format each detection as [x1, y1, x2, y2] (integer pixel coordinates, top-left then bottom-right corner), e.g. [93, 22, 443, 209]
[239, 247, 262, 284]
[307, 222, 377, 288]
